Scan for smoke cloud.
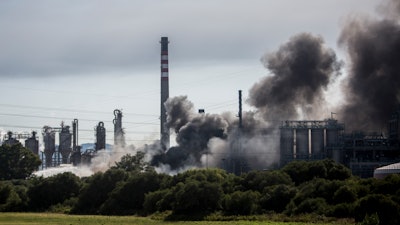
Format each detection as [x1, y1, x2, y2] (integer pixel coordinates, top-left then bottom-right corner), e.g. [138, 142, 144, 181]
[35, 1, 400, 176]
[338, 0, 400, 131]
[249, 33, 341, 121]
[151, 96, 280, 173]
[165, 96, 195, 133]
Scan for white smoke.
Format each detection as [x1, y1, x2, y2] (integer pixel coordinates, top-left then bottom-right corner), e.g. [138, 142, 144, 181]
[33, 144, 138, 178]
[33, 164, 92, 178]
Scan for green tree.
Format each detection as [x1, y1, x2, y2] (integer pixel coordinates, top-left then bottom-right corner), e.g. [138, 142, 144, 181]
[0, 182, 24, 212]
[0, 143, 41, 180]
[112, 151, 154, 173]
[28, 172, 81, 211]
[322, 159, 352, 180]
[282, 159, 351, 185]
[223, 190, 261, 215]
[143, 188, 174, 214]
[355, 194, 400, 225]
[260, 184, 297, 213]
[172, 180, 223, 215]
[71, 168, 128, 214]
[241, 170, 293, 192]
[100, 172, 169, 215]
[333, 185, 357, 204]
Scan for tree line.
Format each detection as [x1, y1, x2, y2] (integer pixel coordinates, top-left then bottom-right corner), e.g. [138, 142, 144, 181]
[0, 143, 400, 224]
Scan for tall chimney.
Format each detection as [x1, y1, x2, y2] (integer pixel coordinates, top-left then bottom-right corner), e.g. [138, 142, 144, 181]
[160, 37, 170, 150]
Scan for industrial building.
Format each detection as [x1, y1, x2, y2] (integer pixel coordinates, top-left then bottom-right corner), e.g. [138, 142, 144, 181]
[1, 108, 124, 169]
[280, 111, 400, 177]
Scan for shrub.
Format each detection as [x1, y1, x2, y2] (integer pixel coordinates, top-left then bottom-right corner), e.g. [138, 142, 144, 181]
[223, 190, 261, 215]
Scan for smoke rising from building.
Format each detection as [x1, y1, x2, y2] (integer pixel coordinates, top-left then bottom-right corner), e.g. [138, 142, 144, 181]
[165, 95, 194, 134]
[31, 0, 400, 177]
[150, 96, 279, 173]
[338, 0, 400, 132]
[249, 33, 342, 122]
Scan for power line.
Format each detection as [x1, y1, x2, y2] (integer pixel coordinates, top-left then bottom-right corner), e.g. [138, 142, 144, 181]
[0, 103, 158, 117]
[0, 112, 159, 126]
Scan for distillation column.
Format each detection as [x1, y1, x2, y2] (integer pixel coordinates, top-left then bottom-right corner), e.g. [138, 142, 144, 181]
[113, 109, 125, 148]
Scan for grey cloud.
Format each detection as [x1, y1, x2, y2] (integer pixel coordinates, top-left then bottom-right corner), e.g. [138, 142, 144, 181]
[0, 0, 377, 78]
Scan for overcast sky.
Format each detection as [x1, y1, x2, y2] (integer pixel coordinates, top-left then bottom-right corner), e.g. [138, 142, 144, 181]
[0, 0, 379, 147]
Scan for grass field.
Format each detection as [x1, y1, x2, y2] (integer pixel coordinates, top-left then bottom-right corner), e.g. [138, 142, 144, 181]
[0, 213, 354, 225]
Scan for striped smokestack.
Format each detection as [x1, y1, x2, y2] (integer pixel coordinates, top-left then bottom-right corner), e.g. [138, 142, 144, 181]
[160, 37, 170, 150]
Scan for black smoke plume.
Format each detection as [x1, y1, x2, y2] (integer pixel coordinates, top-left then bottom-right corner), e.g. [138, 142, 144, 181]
[165, 95, 194, 133]
[153, 96, 229, 170]
[249, 33, 341, 121]
[338, 0, 400, 132]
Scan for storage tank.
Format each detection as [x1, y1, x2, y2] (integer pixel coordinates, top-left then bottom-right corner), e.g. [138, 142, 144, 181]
[25, 131, 39, 155]
[326, 128, 339, 147]
[374, 162, 400, 179]
[296, 128, 309, 159]
[311, 128, 324, 159]
[43, 126, 56, 167]
[59, 125, 72, 164]
[326, 119, 343, 147]
[3, 132, 20, 146]
[280, 128, 294, 166]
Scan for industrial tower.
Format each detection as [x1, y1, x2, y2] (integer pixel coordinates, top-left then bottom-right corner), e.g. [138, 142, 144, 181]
[113, 109, 125, 147]
[160, 37, 170, 150]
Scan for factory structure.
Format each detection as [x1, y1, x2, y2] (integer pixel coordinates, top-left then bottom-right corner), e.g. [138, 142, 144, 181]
[1, 36, 400, 178]
[279, 109, 400, 177]
[1, 109, 125, 169]
[160, 37, 170, 151]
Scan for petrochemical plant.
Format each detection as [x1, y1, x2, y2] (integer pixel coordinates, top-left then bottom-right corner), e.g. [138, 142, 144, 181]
[279, 113, 400, 178]
[1, 109, 124, 169]
[1, 36, 400, 178]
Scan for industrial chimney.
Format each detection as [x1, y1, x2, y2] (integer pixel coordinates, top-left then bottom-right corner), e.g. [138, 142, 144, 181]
[160, 37, 170, 151]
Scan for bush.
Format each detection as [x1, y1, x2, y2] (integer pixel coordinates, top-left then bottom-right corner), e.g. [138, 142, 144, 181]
[294, 197, 329, 215]
[223, 190, 261, 215]
[241, 170, 293, 192]
[99, 172, 167, 215]
[330, 203, 355, 218]
[0, 182, 24, 211]
[333, 185, 357, 204]
[143, 189, 173, 214]
[172, 180, 223, 215]
[71, 169, 127, 214]
[260, 184, 297, 213]
[28, 172, 81, 211]
[354, 194, 400, 225]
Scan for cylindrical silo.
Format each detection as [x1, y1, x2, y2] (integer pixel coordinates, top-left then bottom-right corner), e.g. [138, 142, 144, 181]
[296, 128, 309, 160]
[326, 128, 339, 147]
[311, 128, 324, 159]
[59, 125, 72, 164]
[25, 131, 39, 155]
[43, 126, 56, 168]
[280, 128, 294, 166]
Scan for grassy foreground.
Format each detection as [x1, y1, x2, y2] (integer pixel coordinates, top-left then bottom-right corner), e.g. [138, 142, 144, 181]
[0, 213, 353, 225]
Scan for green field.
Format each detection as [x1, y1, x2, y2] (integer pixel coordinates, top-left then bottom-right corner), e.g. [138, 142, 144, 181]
[0, 213, 353, 225]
